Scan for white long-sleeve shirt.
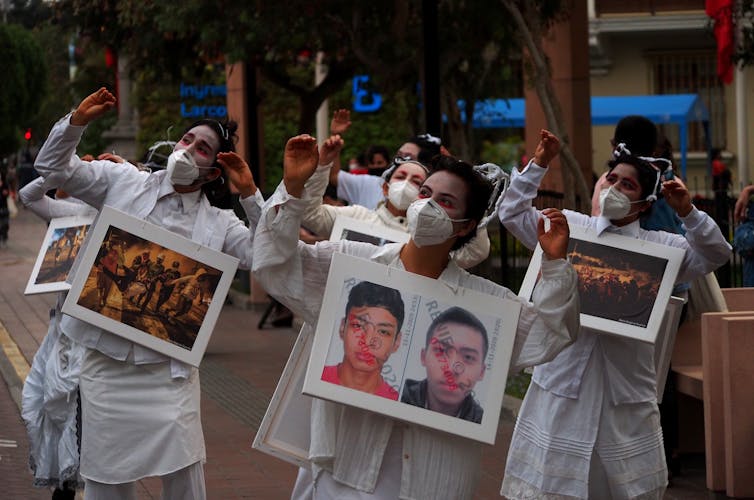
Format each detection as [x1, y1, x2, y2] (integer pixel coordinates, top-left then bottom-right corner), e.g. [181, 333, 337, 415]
[499, 160, 732, 403]
[252, 181, 579, 499]
[19, 177, 98, 220]
[34, 114, 264, 377]
[303, 163, 491, 268]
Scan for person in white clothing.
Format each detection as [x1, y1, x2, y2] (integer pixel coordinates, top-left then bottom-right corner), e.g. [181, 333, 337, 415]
[327, 113, 444, 210]
[302, 135, 491, 268]
[499, 130, 731, 500]
[33, 87, 263, 500]
[20, 175, 100, 499]
[253, 134, 580, 500]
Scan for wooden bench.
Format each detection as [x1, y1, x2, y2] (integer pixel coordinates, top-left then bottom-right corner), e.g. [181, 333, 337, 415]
[671, 287, 754, 498]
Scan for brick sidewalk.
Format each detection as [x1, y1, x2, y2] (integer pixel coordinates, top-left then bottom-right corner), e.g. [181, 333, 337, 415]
[0, 205, 719, 499]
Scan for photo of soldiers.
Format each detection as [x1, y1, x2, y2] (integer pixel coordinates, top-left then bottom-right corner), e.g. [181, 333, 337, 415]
[137, 253, 165, 311]
[154, 260, 181, 314]
[77, 226, 223, 350]
[34, 224, 91, 285]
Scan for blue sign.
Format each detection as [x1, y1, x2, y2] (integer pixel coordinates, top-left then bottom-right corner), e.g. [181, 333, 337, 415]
[179, 83, 228, 118]
[352, 75, 382, 113]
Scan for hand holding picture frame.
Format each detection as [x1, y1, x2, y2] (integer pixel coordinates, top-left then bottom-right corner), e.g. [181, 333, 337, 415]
[62, 206, 239, 367]
[519, 223, 684, 344]
[25, 215, 95, 295]
[303, 252, 521, 445]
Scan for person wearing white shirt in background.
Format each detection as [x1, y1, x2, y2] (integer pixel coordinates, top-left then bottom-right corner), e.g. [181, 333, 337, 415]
[326, 108, 444, 210]
[20, 170, 106, 500]
[33, 87, 263, 500]
[253, 133, 580, 499]
[499, 130, 731, 500]
[301, 135, 491, 269]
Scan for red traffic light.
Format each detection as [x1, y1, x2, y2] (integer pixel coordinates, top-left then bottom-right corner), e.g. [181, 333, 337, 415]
[24, 128, 32, 141]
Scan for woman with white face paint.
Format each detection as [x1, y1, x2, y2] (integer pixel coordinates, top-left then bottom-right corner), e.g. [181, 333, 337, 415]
[253, 134, 580, 500]
[33, 88, 263, 500]
[300, 135, 491, 268]
[499, 130, 731, 500]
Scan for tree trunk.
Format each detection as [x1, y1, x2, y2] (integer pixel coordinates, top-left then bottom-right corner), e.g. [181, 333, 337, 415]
[500, 0, 591, 212]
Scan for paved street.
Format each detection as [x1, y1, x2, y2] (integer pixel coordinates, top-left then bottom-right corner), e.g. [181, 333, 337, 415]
[0, 206, 720, 499]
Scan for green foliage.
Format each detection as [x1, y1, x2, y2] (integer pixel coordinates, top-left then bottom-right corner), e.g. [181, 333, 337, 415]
[0, 23, 48, 156]
[505, 371, 532, 400]
[734, 3, 754, 68]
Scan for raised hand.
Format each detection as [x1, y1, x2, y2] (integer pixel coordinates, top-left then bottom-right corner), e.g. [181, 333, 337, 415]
[537, 208, 569, 260]
[533, 129, 560, 168]
[97, 152, 125, 163]
[330, 109, 352, 135]
[217, 152, 257, 199]
[283, 135, 319, 198]
[71, 88, 117, 126]
[734, 185, 754, 222]
[319, 135, 344, 166]
[661, 178, 692, 217]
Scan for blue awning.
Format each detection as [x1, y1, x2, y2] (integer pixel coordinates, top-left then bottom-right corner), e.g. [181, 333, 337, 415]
[468, 94, 710, 177]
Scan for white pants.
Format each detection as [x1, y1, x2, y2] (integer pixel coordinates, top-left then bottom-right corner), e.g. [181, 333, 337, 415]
[291, 431, 403, 500]
[83, 461, 205, 500]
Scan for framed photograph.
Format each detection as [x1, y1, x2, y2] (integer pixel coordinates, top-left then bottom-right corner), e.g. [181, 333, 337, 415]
[303, 252, 521, 445]
[329, 215, 409, 246]
[61, 206, 239, 367]
[519, 224, 685, 344]
[25, 215, 96, 295]
[655, 296, 685, 402]
[252, 328, 313, 468]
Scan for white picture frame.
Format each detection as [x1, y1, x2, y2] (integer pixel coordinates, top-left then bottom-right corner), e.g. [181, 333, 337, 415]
[252, 327, 313, 468]
[655, 295, 686, 402]
[329, 215, 409, 245]
[61, 206, 239, 367]
[303, 252, 521, 445]
[519, 224, 685, 344]
[25, 215, 95, 295]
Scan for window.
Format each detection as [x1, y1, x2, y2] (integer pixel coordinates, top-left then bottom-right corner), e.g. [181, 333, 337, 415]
[647, 50, 726, 151]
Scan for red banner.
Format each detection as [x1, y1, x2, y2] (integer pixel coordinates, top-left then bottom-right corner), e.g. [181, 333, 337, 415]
[706, 0, 735, 84]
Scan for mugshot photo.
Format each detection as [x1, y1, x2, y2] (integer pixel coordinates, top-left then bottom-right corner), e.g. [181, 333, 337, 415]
[320, 278, 419, 401]
[400, 303, 502, 425]
[305, 253, 519, 444]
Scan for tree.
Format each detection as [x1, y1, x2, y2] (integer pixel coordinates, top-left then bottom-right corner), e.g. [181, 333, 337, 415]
[500, 0, 591, 212]
[0, 23, 47, 157]
[56, 0, 575, 173]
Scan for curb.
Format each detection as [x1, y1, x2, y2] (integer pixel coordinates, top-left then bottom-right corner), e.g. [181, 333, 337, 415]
[0, 320, 27, 412]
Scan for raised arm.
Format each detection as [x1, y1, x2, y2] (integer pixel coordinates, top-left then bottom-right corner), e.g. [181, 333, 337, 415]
[19, 177, 92, 221]
[326, 109, 351, 187]
[654, 177, 732, 282]
[252, 135, 343, 324]
[34, 88, 124, 208]
[498, 130, 560, 250]
[299, 135, 347, 236]
[469, 208, 578, 372]
[216, 151, 264, 229]
[734, 184, 754, 222]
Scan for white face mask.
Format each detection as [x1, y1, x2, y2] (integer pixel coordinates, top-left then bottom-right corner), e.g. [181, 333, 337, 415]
[598, 185, 644, 220]
[387, 180, 419, 210]
[166, 149, 200, 186]
[407, 198, 469, 247]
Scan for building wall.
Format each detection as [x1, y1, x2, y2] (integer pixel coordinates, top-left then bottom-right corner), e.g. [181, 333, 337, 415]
[589, 7, 754, 194]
